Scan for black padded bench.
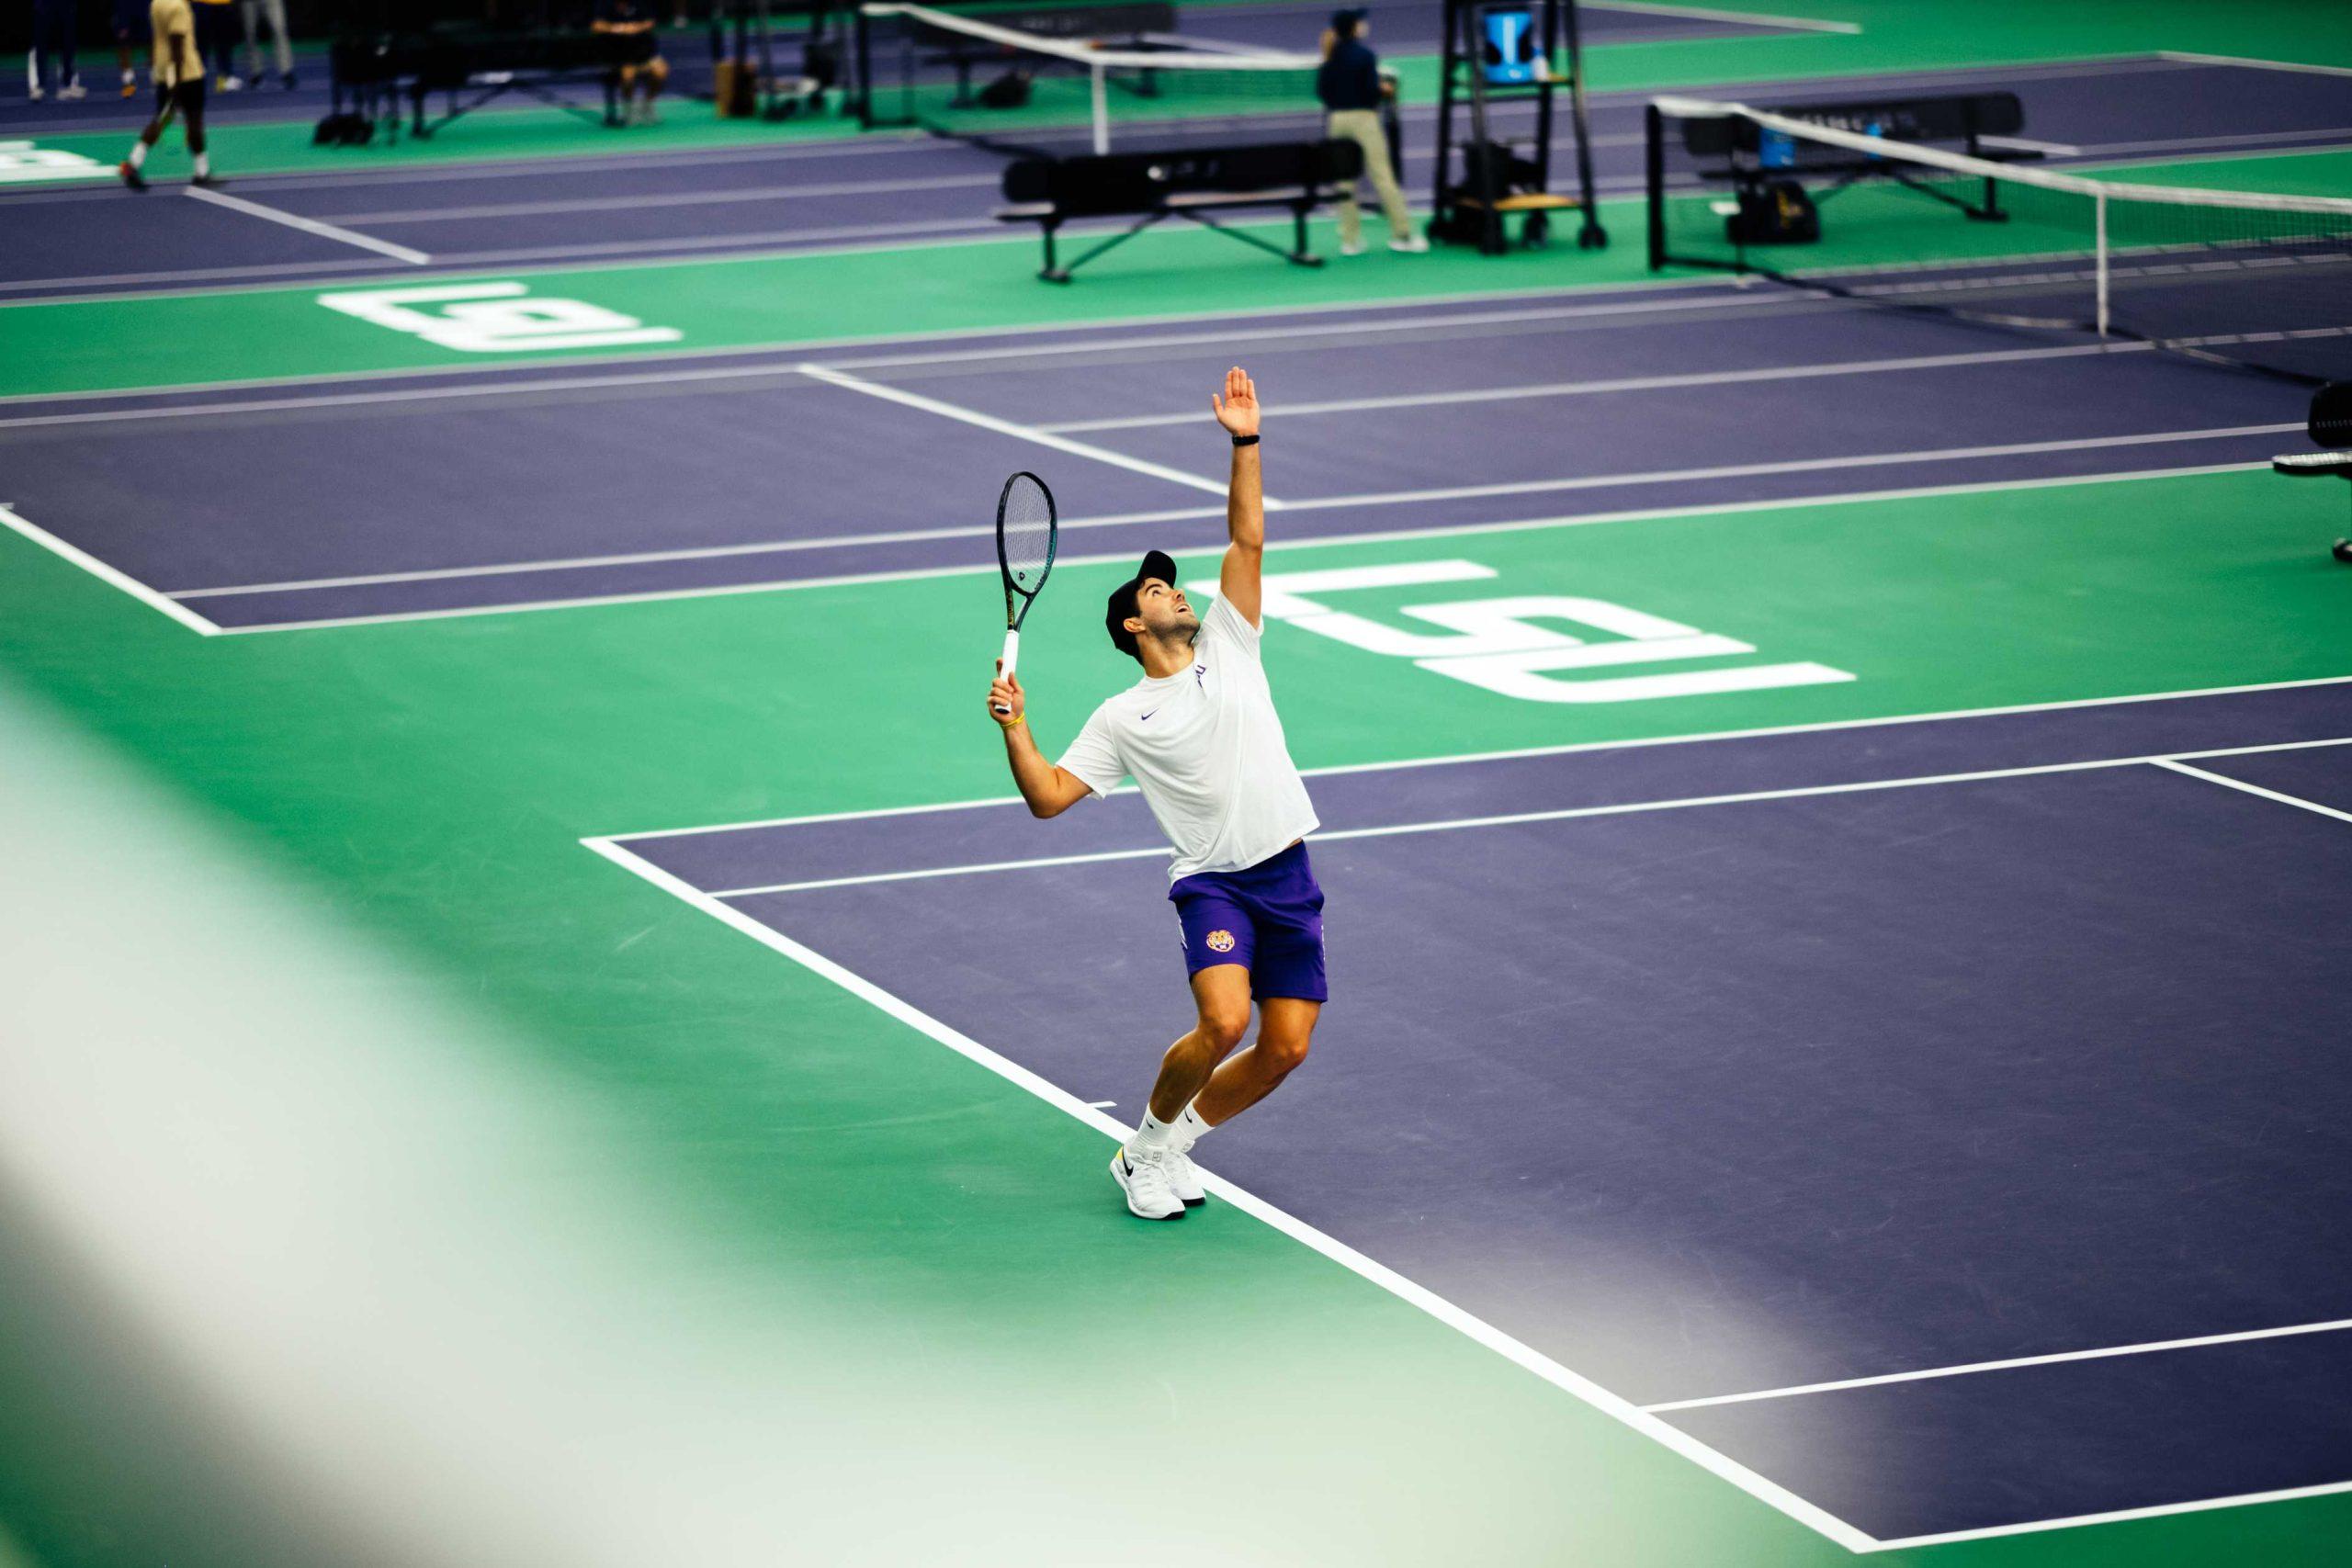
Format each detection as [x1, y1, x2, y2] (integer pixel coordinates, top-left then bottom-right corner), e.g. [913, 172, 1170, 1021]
[328, 28, 657, 140]
[2272, 381, 2352, 563]
[998, 139, 1364, 282]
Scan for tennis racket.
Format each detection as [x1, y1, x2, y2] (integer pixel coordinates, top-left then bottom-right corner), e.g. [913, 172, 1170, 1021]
[991, 471, 1057, 716]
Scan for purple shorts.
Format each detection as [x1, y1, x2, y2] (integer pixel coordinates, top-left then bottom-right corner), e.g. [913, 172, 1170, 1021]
[1169, 840, 1327, 1002]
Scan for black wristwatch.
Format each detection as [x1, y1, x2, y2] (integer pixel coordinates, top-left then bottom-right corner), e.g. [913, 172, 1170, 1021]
[1231, 434, 1261, 447]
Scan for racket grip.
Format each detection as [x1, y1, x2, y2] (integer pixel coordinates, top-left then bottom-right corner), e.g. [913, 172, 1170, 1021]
[992, 628, 1020, 716]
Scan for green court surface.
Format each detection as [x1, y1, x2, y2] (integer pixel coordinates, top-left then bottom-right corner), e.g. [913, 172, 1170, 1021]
[5, 2, 2351, 1563]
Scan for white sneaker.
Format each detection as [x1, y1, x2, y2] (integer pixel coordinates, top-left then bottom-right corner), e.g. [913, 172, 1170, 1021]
[1339, 237, 1367, 257]
[1389, 232, 1430, 254]
[58, 82, 87, 101]
[219, 74, 245, 92]
[1163, 1144, 1206, 1209]
[1110, 1146, 1185, 1221]
[27, 86, 43, 102]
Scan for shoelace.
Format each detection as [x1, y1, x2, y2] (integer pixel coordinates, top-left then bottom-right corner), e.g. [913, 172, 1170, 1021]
[1125, 1152, 1179, 1201]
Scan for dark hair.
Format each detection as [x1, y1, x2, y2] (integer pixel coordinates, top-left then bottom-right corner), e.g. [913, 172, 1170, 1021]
[1104, 549, 1179, 663]
[1329, 7, 1365, 39]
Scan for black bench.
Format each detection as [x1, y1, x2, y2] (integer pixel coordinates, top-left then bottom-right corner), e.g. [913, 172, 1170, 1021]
[1682, 91, 2041, 223]
[327, 27, 657, 140]
[999, 139, 1363, 282]
[2272, 381, 2352, 563]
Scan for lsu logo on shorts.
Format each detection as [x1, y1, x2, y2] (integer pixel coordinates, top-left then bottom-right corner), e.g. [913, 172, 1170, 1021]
[1205, 930, 1237, 953]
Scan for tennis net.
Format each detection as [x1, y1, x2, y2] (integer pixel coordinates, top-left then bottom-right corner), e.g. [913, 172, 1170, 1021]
[853, 2, 1330, 158]
[1645, 93, 2352, 386]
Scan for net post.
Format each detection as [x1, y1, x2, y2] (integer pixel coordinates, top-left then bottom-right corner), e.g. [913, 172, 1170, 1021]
[851, 3, 871, 128]
[2094, 190, 2110, 338]
[1091, 63, 1110, 155]
[1645, 101, 1665, 269]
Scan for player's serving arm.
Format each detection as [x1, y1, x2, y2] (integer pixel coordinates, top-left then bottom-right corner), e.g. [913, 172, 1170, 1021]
[986, 367, 1327, 1222]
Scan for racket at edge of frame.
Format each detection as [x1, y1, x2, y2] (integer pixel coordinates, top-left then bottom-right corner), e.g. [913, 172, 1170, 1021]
[993, 471, 1057, 716]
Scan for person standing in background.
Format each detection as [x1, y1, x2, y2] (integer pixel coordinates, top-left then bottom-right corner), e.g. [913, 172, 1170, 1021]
[112, 0, 149, 95]
[593, 0, 669, 126]
[29, 0, 87, 101]
[120, 0, 219, 188]
[237, 0, 293, 89]
[189, 0, 240, 89]
[1317, 7, 1423, 255]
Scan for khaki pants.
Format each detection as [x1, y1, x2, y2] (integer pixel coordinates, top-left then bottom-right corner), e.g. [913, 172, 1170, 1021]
[1326, 107, 1413, 246]
[240, 0, 293, 78]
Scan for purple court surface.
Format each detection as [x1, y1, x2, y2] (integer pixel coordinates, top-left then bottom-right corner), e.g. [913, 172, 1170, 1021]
[597, 678, 2352, 1547]
[0, 280, 2312, 631]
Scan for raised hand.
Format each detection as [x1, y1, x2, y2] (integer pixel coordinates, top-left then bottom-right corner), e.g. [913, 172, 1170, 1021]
[1210, 366, 1261, 438]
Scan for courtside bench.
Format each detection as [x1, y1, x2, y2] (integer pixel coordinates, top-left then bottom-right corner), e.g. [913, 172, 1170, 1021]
[998, 139, 1364, 282]
[2272, 381, 2352, 563]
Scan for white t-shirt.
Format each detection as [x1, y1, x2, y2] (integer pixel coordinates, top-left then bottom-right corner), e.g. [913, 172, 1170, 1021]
[1057, 592, 1319, 880]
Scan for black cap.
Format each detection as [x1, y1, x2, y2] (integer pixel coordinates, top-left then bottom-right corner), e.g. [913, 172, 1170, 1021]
[1104, 549, 1179, 661]
[1330, 7, 1366, 34]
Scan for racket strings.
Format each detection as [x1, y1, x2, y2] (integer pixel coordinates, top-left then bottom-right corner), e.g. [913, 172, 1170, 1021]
[999, 475, 1056, 594]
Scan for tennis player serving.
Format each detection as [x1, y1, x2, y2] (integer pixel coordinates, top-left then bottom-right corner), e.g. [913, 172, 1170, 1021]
[987, 367, 1322, 1222]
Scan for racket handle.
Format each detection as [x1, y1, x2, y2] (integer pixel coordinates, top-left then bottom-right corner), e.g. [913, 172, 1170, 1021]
[992, 628, 1020, 716]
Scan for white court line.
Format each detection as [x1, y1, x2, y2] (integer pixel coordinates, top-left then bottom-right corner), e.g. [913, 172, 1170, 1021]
[1978, 133, 2084, 157]
[0, 216, 1009, 313]
[182, 458, 2285, 633]
[2058, 125, 2352, 157]
[1288, 424, 2298, 513]
[794, 362, 1256, 504]
[579, 834, 1879, 1555]
[334, 172, 1000, 225]
[0, 502, 220, 636]
[1873, 1480, 2352, 1552]
[18, 279, 1768, 417]
[1646, 1315, 2352, 1414]
[2153, 758, 2352, 826]
[1592, 0, 1860, 33]
[0, 255, 407, 299]
[0, 286, 1815, 423]
[157, 448, 2273, 604]
[183, 185, 432, 266]
[699, 737, 2352, 897]
[1040, 343, 2148, 432]
[812, 288, 1817, 374]
[166, 502, 1227, 599]
[612, 675, 2352, 842]
[0, 275, 1749, 389]
[2154, 50, 2352, 80]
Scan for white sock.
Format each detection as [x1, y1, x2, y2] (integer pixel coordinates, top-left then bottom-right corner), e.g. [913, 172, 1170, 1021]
[1176, 1101, 1215, 1143]
[192, 152, 209, 177]
[127, 141, 148, 170]
[1127, 1110, 1178, 1155]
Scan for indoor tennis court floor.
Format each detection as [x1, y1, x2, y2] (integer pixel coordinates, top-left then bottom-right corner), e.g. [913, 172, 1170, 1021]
[3, 3, 2348, 1565]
